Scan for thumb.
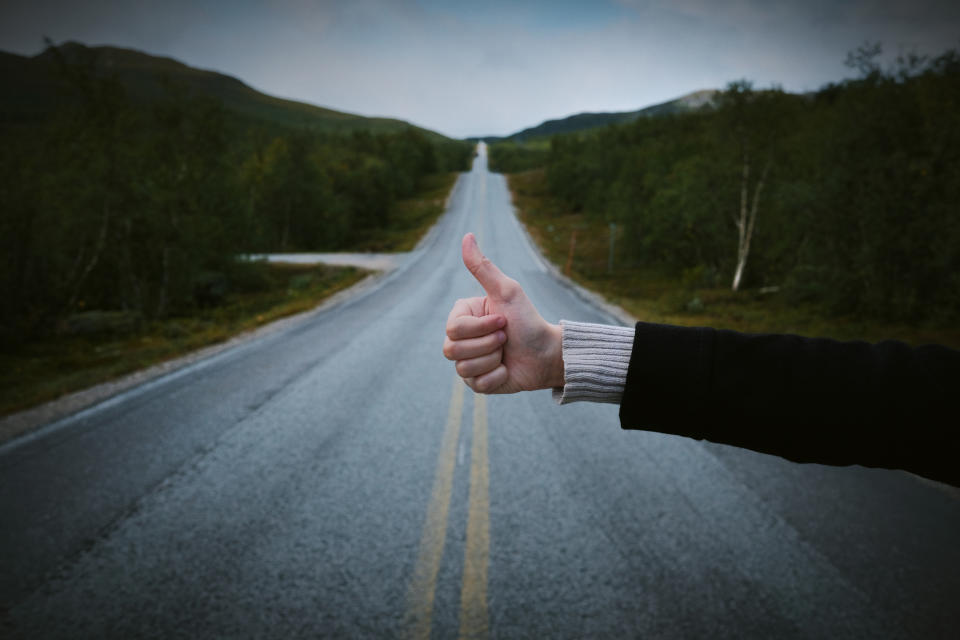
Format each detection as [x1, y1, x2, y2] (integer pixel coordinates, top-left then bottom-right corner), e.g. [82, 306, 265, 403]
[462, 232, 508, 299]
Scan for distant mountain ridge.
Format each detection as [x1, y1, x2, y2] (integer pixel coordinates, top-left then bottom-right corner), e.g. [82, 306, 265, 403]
[0, 41, 449, 139]
[484, 89, 718, 142]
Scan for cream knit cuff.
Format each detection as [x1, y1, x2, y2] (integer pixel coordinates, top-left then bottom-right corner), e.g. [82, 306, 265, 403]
[552, 320, 634, 405]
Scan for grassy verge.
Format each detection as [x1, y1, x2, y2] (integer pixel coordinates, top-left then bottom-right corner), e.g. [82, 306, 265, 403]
[0, 263, 368, 417]
[346, 171, 461, 252]
[508, 168, 960, 349]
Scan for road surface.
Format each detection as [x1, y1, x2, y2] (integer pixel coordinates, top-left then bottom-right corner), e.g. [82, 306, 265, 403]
[2, 145, 959, 638]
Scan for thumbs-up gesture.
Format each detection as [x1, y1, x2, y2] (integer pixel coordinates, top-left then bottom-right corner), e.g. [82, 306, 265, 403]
[443, 233, 564, 394]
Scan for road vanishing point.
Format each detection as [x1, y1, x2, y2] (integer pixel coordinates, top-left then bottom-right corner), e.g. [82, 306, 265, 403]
[2, 145, 959, 638]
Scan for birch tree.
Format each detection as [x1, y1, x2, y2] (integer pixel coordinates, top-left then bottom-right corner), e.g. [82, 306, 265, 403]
[720, 81, 781, 291]
[732, 141, 771, 291]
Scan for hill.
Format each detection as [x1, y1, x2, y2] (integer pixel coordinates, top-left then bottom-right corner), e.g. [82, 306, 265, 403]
[0, 42, 447, 139]
[1, 40, 475, 350]
[484, 89, 717, 142]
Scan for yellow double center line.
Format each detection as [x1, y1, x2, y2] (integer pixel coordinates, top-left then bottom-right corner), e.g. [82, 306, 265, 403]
[407, 374, 490, 639]
[460, 392, 489, 639]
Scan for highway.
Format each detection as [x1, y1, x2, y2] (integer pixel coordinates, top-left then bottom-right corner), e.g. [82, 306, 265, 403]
[2, 145, 959, 638]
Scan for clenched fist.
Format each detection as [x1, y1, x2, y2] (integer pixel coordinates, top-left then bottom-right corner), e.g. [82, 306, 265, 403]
[442, 233, 564, 394]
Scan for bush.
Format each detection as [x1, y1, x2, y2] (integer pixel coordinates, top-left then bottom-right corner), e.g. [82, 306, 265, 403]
[192, 271, 229, 308]
[59, 310, 143, 337]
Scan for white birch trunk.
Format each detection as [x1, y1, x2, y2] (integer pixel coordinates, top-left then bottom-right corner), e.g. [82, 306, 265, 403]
[732, 150, 750, 291]
[732, 256, 746, 292]
[732, 153, 771, 292]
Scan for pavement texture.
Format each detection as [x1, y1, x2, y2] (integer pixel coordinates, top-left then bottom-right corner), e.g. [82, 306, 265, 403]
[2, 146, 959, 639]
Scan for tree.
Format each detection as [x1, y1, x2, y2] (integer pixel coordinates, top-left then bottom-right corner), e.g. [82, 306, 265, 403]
[715, 81, 788, 291]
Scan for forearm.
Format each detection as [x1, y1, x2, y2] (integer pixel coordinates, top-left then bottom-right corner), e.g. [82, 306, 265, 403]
[619, 322, 960, 486]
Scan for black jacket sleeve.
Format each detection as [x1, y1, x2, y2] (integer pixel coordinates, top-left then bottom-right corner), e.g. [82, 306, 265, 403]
[619, 322, 960, 487]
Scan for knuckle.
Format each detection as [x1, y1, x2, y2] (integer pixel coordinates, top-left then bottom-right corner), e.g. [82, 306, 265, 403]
[442, 339, 456, 360]
[500, 278, 520, 299]
[475, 376, 493, 393]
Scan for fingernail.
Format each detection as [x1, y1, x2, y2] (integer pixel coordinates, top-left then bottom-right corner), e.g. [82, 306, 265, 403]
[497, 330, 506, 343]
[496, 316, 506, 328]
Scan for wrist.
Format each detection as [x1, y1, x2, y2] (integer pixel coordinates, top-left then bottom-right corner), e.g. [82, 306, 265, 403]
[546, 322, 565, 389]
[553, 320, 633, 405]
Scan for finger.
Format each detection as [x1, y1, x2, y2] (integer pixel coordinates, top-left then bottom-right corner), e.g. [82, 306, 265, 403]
[455, 349, 502, 378]
[446, 313, 505, 340]
[462, 233, 510, 299]
[446, 297, 480, 323]
[470, 364, 508, 394]
[442, 330, 505, 361]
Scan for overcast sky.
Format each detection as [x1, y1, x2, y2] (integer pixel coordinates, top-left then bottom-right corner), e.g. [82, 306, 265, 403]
[2, 0, 958, 138]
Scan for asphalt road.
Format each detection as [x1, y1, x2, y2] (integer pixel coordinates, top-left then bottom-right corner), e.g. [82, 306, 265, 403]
[2, 145, 959, 639]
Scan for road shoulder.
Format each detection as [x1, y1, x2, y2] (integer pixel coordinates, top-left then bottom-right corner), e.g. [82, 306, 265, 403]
[0, 270, 392, 447]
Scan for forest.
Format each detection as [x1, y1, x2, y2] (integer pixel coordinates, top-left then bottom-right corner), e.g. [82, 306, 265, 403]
[490, 45, 960, 324]
[0, 44, 473, 343]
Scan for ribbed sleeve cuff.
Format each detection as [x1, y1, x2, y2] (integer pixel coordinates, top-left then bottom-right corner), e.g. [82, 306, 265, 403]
[553, 320, 634, 405]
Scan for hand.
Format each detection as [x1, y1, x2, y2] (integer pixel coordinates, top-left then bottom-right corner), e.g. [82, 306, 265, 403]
[442, 233, 564, 394]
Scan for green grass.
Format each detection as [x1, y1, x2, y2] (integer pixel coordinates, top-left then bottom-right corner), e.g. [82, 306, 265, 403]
[508, 168, 960, 349]
[0, 263, 367, 417]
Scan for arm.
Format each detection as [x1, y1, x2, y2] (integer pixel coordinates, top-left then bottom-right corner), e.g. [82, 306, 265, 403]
[621, 322, 960, 487]
[443, 233, 960, 487]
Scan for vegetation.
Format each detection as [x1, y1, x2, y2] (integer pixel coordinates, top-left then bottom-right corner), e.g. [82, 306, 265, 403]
[496, 45, 960, 329]
[345, 171, 461, 252]
[0, 42, 473, 345]
[511, 169, 960, 348]
[0, 42, 473, 414]
[0, 262, 367, 416]
[1, 42, 444, 137]
[486, 89, 717, 142]
[487, 140, 550, 174]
